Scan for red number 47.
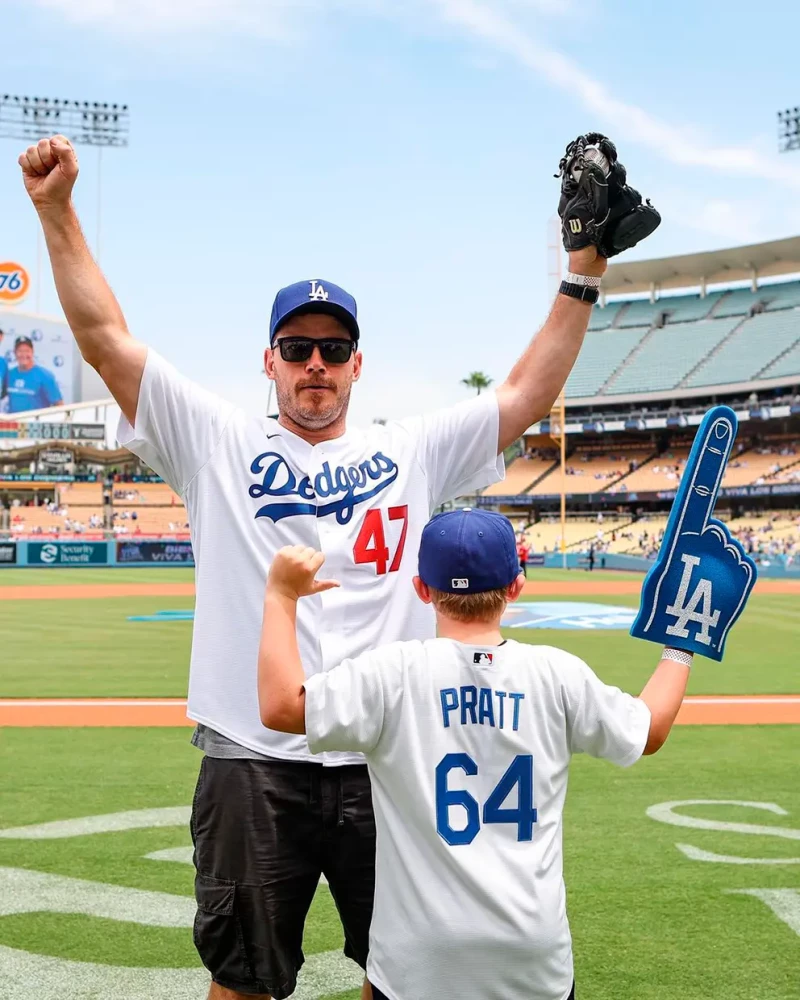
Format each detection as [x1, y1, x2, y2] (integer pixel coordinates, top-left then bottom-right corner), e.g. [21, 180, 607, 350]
[353, 506, 409, 575]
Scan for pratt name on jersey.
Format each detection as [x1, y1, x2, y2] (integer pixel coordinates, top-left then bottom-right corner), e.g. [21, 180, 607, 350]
[440, 685, 525, 732]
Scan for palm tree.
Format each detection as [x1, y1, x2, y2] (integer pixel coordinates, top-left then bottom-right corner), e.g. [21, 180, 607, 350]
[461, 371, 493, 396]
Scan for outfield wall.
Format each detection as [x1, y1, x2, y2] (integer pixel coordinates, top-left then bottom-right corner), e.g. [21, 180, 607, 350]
[0, 539, 795, 578]
[0, 539, 194, 567]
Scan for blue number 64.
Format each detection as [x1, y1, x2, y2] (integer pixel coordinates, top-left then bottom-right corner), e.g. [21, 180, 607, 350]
[435, 753, 537, 846]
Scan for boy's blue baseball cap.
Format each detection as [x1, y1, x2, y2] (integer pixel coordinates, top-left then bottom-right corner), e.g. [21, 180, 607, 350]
[418, 508, 520, 594]
[269, 279, 359, 345]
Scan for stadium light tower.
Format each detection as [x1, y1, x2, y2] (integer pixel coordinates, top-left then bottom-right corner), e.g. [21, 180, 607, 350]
[0, 94, 129, 303]
[778, 106, 800, 153]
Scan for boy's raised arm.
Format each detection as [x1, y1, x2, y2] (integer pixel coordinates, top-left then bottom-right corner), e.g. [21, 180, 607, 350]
[258, 546, 340, 734]
[638, 650, 692, 755]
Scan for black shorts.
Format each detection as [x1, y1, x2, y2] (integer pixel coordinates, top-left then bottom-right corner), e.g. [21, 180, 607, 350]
[191, 755, 375, 998]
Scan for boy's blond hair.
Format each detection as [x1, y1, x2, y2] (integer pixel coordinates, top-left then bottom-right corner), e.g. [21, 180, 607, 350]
[428, 586, 507, 623]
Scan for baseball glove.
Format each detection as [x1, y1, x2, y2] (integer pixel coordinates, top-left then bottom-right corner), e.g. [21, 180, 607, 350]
[556, 133, 660, 258]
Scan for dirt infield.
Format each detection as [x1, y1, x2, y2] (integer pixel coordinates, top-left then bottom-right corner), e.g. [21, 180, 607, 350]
[1, 696, 798, 727]
[0, 577, 797, 601]
[0, 583, 196, 601]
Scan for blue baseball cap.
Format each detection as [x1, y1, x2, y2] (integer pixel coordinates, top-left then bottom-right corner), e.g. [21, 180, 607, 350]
[269, 279, 359, 346]
[418, 508, 520, 594]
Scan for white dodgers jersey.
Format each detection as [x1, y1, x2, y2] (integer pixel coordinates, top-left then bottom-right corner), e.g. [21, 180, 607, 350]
[117, 349, 504, 763]
[305, 639, 651, 1000]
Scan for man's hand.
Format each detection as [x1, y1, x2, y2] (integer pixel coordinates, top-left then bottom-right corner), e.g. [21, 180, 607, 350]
[557, 133, 660, 260]
[268, 545, 340, 601]
[19, 135, 79, 212]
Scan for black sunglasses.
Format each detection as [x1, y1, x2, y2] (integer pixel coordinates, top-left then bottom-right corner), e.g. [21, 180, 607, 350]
[275, 337, 355, 365]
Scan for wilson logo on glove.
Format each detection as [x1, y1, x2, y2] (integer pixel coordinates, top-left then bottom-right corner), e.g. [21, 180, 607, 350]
[629, 406, 757, 661]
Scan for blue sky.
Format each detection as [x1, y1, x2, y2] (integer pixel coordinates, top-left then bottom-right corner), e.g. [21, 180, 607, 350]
[3, 0, 800, 425]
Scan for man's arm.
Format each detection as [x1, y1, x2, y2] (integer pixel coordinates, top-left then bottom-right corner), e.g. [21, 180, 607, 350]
[494, 247, 604, 452]
[258, 546, 340, 734]
[19, 136, 146, 426]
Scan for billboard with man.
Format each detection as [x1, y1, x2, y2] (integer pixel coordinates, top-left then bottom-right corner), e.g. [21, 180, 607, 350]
[0, 310, 75, 414]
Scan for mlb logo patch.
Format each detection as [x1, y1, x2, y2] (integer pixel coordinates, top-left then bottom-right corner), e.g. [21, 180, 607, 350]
[452, 578, 469, 589]
[473, 652, 493, 665]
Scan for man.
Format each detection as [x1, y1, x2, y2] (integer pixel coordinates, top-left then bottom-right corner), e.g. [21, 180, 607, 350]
[6, 335, 63, 413]
[19, 132, 657, 1000]
[0, 329, 7, 407]
[517, 537, 530, 578]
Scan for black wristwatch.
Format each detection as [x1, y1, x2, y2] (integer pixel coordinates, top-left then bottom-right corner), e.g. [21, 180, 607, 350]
[559, 271, 601, 305]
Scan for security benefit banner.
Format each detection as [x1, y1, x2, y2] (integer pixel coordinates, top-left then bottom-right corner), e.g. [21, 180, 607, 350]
[0, 542, 17, 565]
[117, 540, 195, 564]
[28, 542, 107, 566]
[0, 311, 76, 415]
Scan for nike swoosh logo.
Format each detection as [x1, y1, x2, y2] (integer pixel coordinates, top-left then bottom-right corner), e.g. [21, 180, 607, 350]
[265, 433, 281, 439]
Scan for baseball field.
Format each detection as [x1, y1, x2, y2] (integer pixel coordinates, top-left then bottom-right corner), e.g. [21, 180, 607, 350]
[1, 567, 798, 999]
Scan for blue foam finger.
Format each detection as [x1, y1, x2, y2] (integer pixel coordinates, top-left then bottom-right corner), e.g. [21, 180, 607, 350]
[630, 405, 757, 661]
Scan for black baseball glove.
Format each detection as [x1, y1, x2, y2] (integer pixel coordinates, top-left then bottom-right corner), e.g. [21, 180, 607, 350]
[557, 133, 660, 258]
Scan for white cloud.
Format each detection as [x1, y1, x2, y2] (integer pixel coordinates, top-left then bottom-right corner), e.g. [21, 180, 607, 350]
[26, 0, 800, 192]
[430, 0, 800, 190]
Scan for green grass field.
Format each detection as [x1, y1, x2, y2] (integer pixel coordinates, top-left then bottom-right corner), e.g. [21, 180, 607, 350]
[0, 567, 798, 999]
[0, 728, 798, 999]
[0, 575, 796, 697]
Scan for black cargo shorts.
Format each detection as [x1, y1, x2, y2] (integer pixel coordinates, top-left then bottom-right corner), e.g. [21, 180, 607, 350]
[190, 755, 375, 998]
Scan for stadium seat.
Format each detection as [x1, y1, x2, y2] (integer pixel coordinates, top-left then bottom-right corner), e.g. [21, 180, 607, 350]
[712, 287, 765, 318]
[685, 311, 800, 388]
[609, 317, 740, 394]
[530, 448, 654, 495]
[616, 299, 665, 328]
[483, 456, 558, 496]
[588, 300, 624, 330]
[761, 341, 800, 379]
[660, 291, 723, 324]
[763, 280, 800, 311]
[565, 327, 649, 398]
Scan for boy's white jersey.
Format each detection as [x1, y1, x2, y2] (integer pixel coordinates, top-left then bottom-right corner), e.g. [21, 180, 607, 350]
[305, 638, 651, 1000]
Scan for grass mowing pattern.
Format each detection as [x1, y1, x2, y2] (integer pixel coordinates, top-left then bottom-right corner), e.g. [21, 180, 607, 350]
[0, 727, 798, 999]
[1, 587, 796, 697]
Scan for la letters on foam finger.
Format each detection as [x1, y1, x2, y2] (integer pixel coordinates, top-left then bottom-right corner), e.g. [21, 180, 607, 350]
[629, 405, 757, 661]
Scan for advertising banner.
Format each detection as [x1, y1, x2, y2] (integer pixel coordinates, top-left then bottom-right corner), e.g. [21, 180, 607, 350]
[0, 542, 17, 564]
[117, 540, 195, 564]
[1, 311, 75, 415]
[28, 542, 108, 566]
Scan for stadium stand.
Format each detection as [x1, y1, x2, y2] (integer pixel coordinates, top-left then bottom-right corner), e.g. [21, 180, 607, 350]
[712, 287, 765, 318]
[660, 291, 723, 323]
[616, 298, 665, 328]
[564, 326, 649, 397]
[59, 482, 103, 505]
[483, 455, 557, 496]
[762, 341, 800, 379]
[111, 483, 182, 506]
[607, 317, 741, 395]
[763, 280, 800, 311]
[685, 310, 800, 388]
[587, 300, 624, 330]
[530, 447, 654, 495]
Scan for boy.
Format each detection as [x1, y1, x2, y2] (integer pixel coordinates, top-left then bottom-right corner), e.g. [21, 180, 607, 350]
[258, 509, 692, 1000]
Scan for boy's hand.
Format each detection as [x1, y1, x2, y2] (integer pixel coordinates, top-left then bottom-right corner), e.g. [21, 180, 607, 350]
[268, 545, 340, 601]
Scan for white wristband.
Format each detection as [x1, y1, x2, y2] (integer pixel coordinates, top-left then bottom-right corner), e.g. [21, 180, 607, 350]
[564, 271, 602, 289]
[662, 647, 694, 668]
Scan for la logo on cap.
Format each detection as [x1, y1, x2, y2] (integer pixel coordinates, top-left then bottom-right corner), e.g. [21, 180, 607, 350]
[452, 578, 469, 589]
[309, 280, 329, 301]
